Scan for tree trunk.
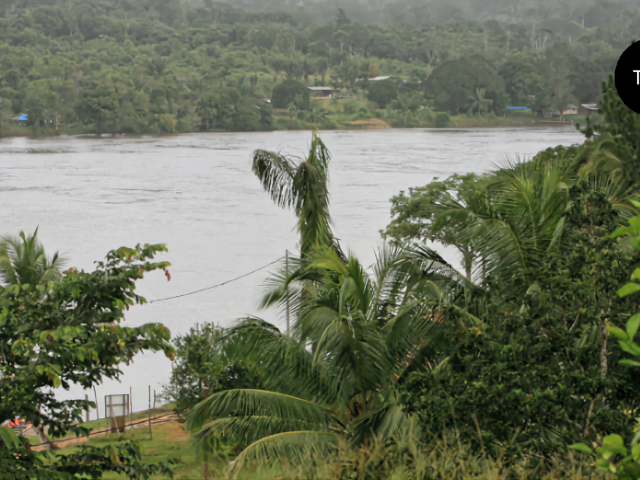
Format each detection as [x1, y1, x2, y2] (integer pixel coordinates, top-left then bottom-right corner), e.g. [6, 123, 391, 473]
[600, 321, 608, 379]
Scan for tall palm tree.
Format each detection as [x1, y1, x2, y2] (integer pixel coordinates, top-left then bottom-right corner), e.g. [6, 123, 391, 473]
[186, 245, 472, 471]
[0, 228, 65, 286]
[252, 131, 340, 259]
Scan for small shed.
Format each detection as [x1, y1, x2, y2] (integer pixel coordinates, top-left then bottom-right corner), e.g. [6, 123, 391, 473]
[308, 87, 340, 98]
[562, 104, 579, 116]
[578, 103, 598, 116]
[541, 107, 560, 119]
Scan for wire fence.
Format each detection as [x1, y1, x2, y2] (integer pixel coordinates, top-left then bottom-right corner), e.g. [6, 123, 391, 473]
[31, 411, 178, 448]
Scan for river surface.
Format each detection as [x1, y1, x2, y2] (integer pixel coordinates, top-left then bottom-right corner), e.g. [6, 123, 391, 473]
[0, 127, 583, 415]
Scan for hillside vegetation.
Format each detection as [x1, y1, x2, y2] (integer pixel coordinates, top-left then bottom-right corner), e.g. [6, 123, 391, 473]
[0, 0, 638, 135]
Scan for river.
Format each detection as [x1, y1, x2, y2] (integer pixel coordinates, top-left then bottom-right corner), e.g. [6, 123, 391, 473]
[0, 126, 584, 414]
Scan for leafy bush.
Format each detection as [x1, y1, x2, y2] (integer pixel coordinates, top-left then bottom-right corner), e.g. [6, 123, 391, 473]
[367, 80, 398, 108]
[271, 80, 310, 110]
[435, 112, 450, 127]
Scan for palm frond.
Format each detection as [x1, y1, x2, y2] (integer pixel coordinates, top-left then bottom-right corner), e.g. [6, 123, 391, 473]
[231, 431, 341, 472]
[194, 415, 329, 447]
[252, 150, 298, 209]
[186, 389, 336, 434]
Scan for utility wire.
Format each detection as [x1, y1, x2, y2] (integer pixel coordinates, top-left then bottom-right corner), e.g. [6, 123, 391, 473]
[148, 256, 284, 303]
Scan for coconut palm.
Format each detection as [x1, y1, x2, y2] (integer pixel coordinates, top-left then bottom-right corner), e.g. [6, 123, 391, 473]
[432, 144, 639, 287]
[186, 245, 474, 471]
[0, 227, 65, 286]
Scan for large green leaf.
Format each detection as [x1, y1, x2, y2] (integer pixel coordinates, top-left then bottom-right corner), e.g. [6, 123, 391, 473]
[231, 430, 341, 471]
[186, 389, 336, 433]
[0, 426, 21, 449]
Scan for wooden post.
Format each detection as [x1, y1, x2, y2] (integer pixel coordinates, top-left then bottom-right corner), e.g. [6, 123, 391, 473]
[85, 394, 90, 423]
[148, 385, 152, 440]
[93, 386, 100, 420]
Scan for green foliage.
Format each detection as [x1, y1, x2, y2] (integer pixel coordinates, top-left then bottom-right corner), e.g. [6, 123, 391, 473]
[434, 112, 450, 127]
[396, 78, 640, 465]
[0, 433, 176, 480]
[384, 173, 481, 279]
[187, 143, 469, 470]
[0, 239, 176, 478]
[568, 208, 640, 480]
[424, 56, 506, 114]
[0, 0, 633, 134]
[252, 132, 338, 258]
[0, 228, 65, 285]
[271, 80, 310, 110]
[367, 80, 398, 108]
[161, 323, 261, 414]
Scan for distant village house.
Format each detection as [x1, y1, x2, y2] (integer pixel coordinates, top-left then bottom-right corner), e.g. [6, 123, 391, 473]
[308, 87, 340, 98]
[578, 103, 598, 116]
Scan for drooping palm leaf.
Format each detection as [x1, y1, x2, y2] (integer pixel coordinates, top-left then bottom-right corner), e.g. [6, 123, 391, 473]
[231, 431, 341, 472]
[186, 389, 337, 433]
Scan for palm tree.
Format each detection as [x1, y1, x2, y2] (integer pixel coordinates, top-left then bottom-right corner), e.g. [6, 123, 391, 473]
[186, 245, 471, 471]
[0, 228, 65, 286]
[252, 131, 340, 259]
[466, 88, 493, 115]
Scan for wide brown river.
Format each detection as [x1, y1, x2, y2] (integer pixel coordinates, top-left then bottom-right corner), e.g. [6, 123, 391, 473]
[0, 127, 583, 413]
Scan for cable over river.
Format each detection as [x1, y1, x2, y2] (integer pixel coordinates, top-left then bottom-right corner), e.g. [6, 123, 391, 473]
[0, 127, 583, 413]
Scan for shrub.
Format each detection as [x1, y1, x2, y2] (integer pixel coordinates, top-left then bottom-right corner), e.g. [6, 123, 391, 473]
[435, 112, 450, 127]
[367, 80, 398, 108]
[271, 80, 310, 110]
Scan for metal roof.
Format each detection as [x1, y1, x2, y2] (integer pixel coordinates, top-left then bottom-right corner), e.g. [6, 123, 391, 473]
[308, 87, 338, 91]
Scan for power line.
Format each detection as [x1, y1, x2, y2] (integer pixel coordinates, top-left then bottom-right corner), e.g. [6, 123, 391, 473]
[148, 256, 284, 304]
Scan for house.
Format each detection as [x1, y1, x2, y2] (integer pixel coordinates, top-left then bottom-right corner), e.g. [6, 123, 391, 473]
[308, 87, 340, 98]
[562, 104, 579, 116]
[355, 76, 397, 83]
[578, 103, 598, 116]
[541, 107, 560, 119]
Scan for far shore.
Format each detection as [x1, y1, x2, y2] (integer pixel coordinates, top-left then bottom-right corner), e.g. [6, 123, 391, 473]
[0, 116, 583, 140]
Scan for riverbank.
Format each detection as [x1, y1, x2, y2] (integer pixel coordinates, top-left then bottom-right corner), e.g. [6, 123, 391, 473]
[0, 115, 580, 139]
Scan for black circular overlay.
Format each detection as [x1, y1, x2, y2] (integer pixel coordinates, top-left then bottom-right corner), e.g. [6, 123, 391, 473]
[615, 41, 640, 114]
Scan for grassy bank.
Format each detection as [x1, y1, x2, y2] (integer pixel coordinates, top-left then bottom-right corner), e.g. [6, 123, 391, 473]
[50, 422, 611, 480]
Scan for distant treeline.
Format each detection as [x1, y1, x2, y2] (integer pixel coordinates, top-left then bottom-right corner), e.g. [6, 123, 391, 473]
[0, 0, 637, 134]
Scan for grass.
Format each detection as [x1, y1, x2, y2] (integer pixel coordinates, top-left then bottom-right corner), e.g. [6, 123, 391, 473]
[55, 420, 207, 480]
[49, 421, 614, 480]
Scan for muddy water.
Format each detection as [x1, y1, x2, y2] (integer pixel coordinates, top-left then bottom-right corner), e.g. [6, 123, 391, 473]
[0, 127, 584, 414]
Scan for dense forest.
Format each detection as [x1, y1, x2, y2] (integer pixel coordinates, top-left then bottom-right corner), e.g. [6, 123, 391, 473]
[0, 0, 638, 134]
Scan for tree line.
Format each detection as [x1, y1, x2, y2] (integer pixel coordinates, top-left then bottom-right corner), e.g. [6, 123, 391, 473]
[0, 0, 638, 134]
